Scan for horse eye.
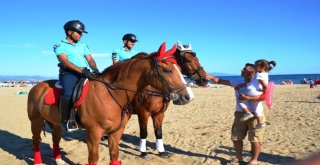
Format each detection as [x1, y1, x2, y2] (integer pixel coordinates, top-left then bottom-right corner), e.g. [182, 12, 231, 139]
[163, 68, 172, 73]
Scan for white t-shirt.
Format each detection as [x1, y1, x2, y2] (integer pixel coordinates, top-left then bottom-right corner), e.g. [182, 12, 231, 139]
[246, 72, 269, 96]
[230, 79, 264, 113]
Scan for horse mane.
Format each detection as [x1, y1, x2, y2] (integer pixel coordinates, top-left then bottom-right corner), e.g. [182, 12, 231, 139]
[100, 52, 150, 82]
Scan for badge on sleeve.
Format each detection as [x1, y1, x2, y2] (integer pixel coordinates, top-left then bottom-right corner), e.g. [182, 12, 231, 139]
[53, 44, 60, 51]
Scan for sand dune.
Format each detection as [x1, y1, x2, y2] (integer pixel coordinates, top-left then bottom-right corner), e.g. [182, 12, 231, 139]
[0, 85, 319, 164]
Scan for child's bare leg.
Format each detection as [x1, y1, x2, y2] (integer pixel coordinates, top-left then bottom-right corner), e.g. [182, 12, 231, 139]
[242, 108, 250, 113]
[256, 116, 264, 124]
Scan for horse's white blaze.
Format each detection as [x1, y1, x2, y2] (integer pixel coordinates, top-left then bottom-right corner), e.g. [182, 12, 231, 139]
[173, 64, 194, 100]
[156, 139, 165, 152]
[138, 139, 147, 152]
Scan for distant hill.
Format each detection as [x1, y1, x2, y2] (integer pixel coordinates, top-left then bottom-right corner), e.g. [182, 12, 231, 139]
[210, 72, 238, 76]
[0, 75, 57, 81]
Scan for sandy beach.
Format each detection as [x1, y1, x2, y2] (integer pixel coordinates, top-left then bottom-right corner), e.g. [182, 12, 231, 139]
[0, 85, 319, 165]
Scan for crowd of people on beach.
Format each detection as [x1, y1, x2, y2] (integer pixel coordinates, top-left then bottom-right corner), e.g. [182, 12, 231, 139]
[0, 81, 39, 88]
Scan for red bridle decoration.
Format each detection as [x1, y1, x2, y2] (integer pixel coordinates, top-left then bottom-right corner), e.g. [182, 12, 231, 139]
[156, 42, 177, 64]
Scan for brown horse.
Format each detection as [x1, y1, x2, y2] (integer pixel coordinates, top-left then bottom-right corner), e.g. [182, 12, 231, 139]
[131, 43, 208, 158]
[27, 43, 193, 165]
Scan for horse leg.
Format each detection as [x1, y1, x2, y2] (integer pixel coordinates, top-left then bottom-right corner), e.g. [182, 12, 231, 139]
[31, 118, 45, 165]
[137, 112, 149, 158]
[152, 112, 171, 158]
[108, 113, 130, 165]
[86, 128, 104, 165]
[52, 124, 65, 164]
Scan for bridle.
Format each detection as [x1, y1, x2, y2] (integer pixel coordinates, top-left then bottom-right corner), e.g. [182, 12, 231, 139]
[151, 55, 188, 101]
[175, 50, 207, 83]
[92, 55, 187, 110]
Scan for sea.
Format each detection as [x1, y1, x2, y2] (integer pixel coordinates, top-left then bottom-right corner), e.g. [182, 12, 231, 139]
[217, 74, 320, 84]
[0, 74, 320, 85]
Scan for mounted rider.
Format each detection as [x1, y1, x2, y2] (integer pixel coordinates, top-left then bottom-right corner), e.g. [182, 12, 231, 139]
[101, 33, 139, 140]
[112, 33, 138, 64]
[53, 20, 99, 131]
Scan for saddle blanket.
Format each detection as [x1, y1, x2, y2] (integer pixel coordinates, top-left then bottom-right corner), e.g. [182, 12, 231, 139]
[44, 80, 89, 109]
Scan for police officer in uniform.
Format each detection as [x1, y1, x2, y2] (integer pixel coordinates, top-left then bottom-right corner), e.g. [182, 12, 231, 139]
[53, 20, 99, 131]
[112, 33, 138, 64]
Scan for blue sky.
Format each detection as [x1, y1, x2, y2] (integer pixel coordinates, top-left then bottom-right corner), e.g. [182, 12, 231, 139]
[0, 0, 319, 77]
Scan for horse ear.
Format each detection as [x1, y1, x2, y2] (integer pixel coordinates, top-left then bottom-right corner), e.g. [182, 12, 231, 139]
[165, 44, 177, 56]
[177, 41, 185, 51]
[157, 42, 166, 58]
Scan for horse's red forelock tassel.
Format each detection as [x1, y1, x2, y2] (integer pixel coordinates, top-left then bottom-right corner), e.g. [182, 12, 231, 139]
[33, 147, 42, 164]
[110, 160, 121, 165]
[53, 144, 61, 159]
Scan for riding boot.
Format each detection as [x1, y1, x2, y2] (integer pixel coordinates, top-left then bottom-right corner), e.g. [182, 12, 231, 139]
[59, 96, 80, 132]
[59, 96, 70, 131]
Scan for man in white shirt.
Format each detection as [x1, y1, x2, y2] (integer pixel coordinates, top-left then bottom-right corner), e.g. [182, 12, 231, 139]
[206, 63, 265, 165]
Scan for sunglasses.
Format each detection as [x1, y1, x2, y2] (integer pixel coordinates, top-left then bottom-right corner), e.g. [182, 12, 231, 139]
[75, 31, 83, 35]
[129, 39, 137, 43]
[242, 68, 248, 72]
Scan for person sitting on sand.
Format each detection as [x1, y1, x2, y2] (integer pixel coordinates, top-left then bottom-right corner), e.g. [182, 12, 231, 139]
[206, 63, 266, 165]
[235, 60, 276, 131]
[309, 79, 315, 88]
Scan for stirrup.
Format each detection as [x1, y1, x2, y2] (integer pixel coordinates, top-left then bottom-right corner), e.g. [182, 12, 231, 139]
[67, 119, 79, 132]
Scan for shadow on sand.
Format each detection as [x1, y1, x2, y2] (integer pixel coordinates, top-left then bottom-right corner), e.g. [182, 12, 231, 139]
[43, 125, 296, 164]
[213, 146, 295, 164]
[285, 100, 320, 104]
[120, 134, 296, 164]
[0, 129, 76, 165]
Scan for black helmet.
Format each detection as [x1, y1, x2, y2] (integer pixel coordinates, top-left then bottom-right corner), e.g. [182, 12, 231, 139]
[122, 33, 138, 42]
[64, 20, 87, 33]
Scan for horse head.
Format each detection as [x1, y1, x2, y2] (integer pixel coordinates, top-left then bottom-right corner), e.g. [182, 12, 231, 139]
[152, 42, 194, 105]
[174, 41, 208, 86]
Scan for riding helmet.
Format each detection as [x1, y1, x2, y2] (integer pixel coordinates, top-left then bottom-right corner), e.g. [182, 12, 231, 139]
[122, 33, 138, 42]
[64, 20, 88, 33]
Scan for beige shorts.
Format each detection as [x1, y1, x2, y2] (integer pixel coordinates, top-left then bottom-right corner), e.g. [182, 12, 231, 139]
[231, 112, 265, 143]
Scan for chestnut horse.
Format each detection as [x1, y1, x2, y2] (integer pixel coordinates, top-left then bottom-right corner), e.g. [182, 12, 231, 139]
[27, 43, 193, 165]
[131, 43, 208, 158]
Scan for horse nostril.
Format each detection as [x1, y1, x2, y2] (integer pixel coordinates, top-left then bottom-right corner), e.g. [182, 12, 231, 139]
[183, 95, 190, 101]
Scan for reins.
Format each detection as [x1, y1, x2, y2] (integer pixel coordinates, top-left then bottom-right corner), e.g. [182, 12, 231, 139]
[89, 55, 186, 133]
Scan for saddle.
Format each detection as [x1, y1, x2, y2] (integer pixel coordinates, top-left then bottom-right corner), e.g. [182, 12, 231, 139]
[44, 78, 89, 109]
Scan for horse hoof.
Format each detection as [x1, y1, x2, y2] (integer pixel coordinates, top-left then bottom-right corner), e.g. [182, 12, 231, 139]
[158, 151, 172, 159]
[55, 158, 67, 165]
[140, 152, 150, 160]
